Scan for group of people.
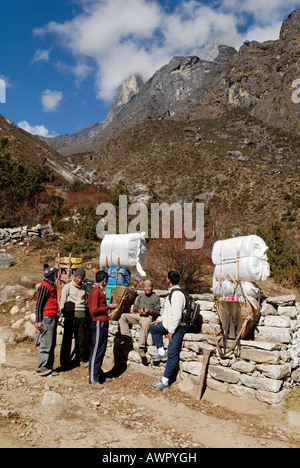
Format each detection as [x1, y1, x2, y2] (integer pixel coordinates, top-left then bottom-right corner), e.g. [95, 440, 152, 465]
[35, 264, 188, 391]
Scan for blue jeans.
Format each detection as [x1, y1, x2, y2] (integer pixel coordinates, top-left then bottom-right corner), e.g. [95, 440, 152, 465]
[36, 315, 57, 372]
[149, 321, 187, 380]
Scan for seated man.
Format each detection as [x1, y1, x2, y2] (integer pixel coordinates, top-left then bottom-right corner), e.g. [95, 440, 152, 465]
[149, 271, 187, 391]
[118, 280, 161, 357]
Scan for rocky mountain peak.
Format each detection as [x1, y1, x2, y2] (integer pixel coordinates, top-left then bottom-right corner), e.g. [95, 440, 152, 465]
[280, 8, 300, 39]
[115, 74, 145, 107]
[39, 8, 300, 155]
[213, 45, 237, 64]
[103, 74, 145, 126]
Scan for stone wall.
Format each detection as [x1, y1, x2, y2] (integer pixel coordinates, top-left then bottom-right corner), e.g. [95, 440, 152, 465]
[0, 224, 59, 245]
[1, 283, 299, 406]
[107, 291, 300, 405]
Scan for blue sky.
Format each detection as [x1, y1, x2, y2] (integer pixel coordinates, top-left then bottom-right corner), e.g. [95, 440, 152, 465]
[0, 0, 299, 137]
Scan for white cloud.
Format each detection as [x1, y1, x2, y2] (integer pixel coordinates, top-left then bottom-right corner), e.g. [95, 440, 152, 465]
[32, 48, 52, 63]
[41, 89, 63, 112]
[55, 61, 94, 86]
[245, 21, 284, 43]
[17, 120, 58, 137]
[34, 0, 299, 102]
[221, 0, 300, 35]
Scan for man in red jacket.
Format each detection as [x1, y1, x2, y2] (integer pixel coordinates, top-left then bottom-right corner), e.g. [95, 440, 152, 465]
[88, 270, 117, 389]
[35, 264, 58, 376]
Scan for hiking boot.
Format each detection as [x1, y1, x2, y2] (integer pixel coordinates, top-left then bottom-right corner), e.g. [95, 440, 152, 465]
[89, 381, 104, 390]
[80, 361, 89, 368]
[36, 369, 53, 377]
[150, 378, 169, 391]
[152, 352, 168, 363]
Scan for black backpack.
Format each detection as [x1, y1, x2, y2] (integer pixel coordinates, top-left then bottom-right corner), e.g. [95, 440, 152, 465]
[168, 288, 201, 330]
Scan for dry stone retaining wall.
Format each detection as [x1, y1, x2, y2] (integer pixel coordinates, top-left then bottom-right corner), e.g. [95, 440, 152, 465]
[0, 224, 59, 245]
[2, 283, 299, 406]
[107, 291, 300, 405]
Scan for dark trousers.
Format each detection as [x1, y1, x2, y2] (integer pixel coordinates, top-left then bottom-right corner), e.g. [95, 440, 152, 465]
[89, 320, 109, 384]
[149, 321, 187, 380]
[60, 317, 91, 368]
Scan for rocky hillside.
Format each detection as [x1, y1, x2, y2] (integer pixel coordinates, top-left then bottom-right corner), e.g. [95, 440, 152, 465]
[65, 109, 300, 236]
[42, 9, 300, 156]
[184, 9, 300, 134]
[0, 115, 79, 182]
[41, 46, 236, 155]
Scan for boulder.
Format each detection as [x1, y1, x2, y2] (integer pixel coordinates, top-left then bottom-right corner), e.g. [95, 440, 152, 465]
[0, 326, 15, 344]
[10, 305, 20, 315]
[0, 253, 15, 268]
[0, 285, 33, 305]
[24, 321, 37, 339]
[41, 391, 64, 407]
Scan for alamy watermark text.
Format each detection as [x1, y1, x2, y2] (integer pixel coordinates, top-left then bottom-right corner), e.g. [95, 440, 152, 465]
[96, 195, 204, 250]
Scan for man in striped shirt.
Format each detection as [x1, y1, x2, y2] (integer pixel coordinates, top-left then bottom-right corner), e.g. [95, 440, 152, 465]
[35, 264, 58, 376]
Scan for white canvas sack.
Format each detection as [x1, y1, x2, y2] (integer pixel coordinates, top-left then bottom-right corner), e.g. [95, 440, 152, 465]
[212, 235, 268, 265]
[100, 232, 147, 277]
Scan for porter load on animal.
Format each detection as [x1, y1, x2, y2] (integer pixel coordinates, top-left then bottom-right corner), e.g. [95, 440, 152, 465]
[211, 235, 270, 358]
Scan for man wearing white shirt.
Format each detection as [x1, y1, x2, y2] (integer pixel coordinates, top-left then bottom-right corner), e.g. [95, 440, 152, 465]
[149, 271, 187, 391]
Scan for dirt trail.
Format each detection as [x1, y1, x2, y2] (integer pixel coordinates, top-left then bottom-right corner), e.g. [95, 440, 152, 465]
[0, 344, 299, 449]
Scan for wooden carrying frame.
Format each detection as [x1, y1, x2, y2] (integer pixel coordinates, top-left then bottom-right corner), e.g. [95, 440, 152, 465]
[104, 255, 136, 321]
[215, 251, 261, 358]
[108, 286, 137, 321]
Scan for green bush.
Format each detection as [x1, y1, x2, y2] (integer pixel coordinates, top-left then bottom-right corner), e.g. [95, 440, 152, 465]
[58, 234, 96, 255]
[0, 153, 52, 227]
[257, 223, 300, 286]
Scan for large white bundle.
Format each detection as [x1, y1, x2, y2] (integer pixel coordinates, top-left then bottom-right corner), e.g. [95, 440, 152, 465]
[214, 256, 270, 282]
[212, 235, 268, 265]
[212, 273, 260, 298]
[100, 232, 147, 277]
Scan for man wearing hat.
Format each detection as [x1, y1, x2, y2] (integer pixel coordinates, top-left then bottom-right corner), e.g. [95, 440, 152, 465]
[35, 264, 59, 376]
[118, 280, 161, 358]
[59, 266, 89, 369]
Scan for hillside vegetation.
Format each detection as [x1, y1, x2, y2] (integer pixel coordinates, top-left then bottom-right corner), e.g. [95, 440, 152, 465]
[1, 109, 299, 288]
[65, 109, 300, 286]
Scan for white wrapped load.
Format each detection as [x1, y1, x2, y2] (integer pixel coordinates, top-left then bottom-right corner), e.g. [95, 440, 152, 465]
[212, 235, 268, 265]
[100, 232, 147, 277]
[214, 256, 270, 282]
[212, 273, 260, 298]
